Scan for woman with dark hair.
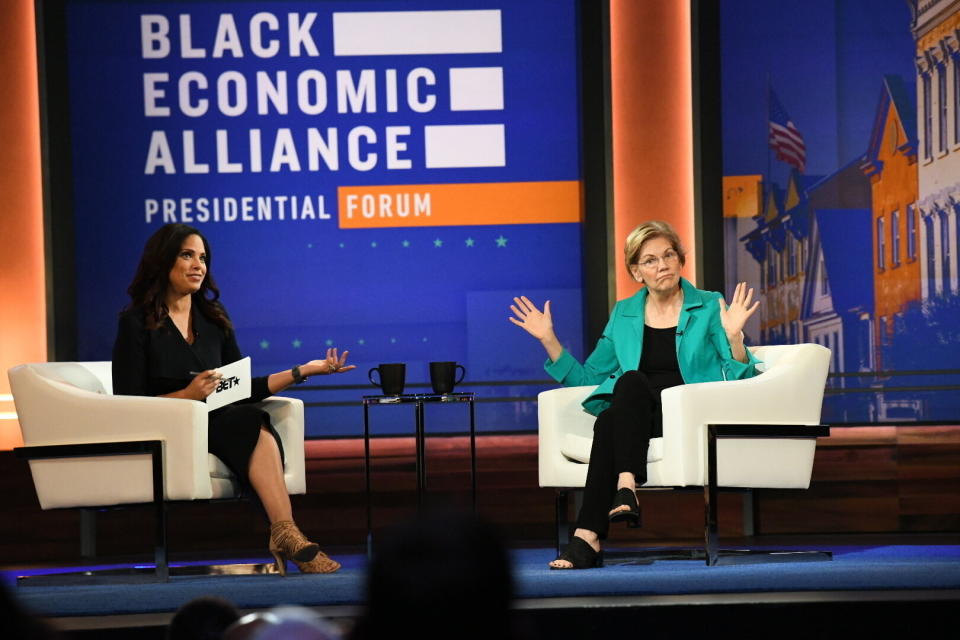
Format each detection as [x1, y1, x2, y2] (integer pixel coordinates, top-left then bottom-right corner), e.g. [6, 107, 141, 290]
[113, 223, 353, 574]
[510, 220, 761, 569]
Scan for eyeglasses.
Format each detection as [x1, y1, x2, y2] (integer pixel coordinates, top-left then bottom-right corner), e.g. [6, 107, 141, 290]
[637, 250, 679, 270]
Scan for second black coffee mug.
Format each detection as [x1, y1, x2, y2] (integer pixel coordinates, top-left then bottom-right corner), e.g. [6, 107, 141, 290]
[429, 361, 466, 394]
[369, 363, 406, 395]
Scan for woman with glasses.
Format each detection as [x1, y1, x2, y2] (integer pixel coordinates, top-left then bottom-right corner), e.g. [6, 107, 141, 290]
[509, 220, 761, 569]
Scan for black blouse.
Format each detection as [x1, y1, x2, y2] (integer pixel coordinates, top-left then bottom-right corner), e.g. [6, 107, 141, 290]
[638, 325, 685, 395]
[112, 305, 270, 401]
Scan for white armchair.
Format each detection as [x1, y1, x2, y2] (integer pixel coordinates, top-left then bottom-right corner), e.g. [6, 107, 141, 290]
[8, 361, 306, 580]
[538, 343, 832, 565]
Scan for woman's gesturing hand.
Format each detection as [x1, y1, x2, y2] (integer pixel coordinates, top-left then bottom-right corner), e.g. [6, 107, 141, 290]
[308, 347, 357, 375]
[509, 296, 555, 341]
[719, 282, 760, 339]
[509, 296, 563, 362]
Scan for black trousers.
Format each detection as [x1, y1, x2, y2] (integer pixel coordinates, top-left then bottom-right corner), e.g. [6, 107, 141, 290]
[575, 370, 660, 539]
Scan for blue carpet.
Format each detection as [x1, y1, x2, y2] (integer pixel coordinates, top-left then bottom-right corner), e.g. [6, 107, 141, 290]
[6, 546, 960, 618]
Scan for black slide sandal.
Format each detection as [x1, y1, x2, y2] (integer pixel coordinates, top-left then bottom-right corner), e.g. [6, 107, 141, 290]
[608, 488, 641, 528]
[551, 536, 603, 570]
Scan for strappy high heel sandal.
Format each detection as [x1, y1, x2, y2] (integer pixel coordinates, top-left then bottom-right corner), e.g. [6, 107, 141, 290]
[550, 536, 603, 570]
[290, 550, 341, 574]
[269, 520, 320, 576]
[608, 488, 641, 528]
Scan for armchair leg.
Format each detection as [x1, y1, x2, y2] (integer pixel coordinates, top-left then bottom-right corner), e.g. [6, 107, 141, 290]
[80, 509, 96, 558]
[15, 440, 172, 583]
[741, 489, 755, 537]
[555, 490, 569, 557]
[554, 489, 585, 556]
[703, 424, 833, 566]
[150, 441, 169, 582]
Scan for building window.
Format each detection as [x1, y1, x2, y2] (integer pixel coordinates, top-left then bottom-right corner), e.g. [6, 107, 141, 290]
[926, 214, 937, 294]
[939, 64, 949, 153]
[891, 210, 901, 267]
[858, 316, 872, 371]
[907, 204, 917, 260]
[787, 235, 797, 277]
[833, 331, 841, 372]
[820, 254, 829, 296]
[942, 210, 953, 293]
[954, 56, 960, 145]
[877, 215, 886, 270]
[923, 72, 932, 159]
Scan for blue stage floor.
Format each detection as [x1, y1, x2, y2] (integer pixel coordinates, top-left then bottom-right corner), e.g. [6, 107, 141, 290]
[6, 545, 960, 619]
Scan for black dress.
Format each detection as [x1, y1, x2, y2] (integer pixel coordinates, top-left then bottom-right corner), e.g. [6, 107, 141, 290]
[111, 304, 284, 495]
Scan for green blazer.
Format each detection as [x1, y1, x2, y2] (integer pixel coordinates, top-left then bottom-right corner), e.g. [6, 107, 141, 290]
[545, 278, 762, 416]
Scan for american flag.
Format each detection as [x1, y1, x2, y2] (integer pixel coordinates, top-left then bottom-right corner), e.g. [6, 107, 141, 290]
[768, 88, 806, 173]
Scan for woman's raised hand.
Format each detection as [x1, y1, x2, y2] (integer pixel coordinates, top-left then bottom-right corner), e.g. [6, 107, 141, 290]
[719, 282, 760, 339]
[510, 296, 564, 362]
[509, 296, 555, 341]
[307, 347, 357, 375]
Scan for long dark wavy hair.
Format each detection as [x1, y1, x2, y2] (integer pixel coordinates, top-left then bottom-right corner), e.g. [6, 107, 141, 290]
[126, 223, 232, 330]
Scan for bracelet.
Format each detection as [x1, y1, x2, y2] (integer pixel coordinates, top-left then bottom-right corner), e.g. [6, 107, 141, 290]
[291, 365, 306, 384]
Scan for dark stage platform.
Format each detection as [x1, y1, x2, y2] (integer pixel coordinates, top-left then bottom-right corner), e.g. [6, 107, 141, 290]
[4, 543, 959, 637]
[3, 430, 959, 636]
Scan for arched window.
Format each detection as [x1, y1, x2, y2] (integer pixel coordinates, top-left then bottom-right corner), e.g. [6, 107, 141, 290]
[939, 63, 948, 153]
[923, 72, 933, 159]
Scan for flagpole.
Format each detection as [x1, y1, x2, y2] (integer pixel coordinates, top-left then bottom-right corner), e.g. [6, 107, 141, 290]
[765, 73, 772, 202]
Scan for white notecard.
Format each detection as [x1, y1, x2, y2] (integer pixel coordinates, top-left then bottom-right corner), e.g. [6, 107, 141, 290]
[205, 357, 252, 411]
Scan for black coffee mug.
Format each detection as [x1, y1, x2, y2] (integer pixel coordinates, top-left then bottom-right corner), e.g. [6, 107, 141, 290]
[369, 363, 406, 395]
[429, 361, 466, 394]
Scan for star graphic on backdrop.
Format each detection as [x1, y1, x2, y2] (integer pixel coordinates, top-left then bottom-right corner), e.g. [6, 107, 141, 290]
[259, 340, 270, 350]
[390, 337, 397, 343]
[422, 337, 429, 342]
[433, 238, 443, 247]
[339, 242, 345, 248]
[307, 243, 313, 249]
[325, 339, 334, 346]
[371, 241, 378, 248]
[495, 235, 508, 248]
[402, 240, 410, 248]
[292, 339, 302, 348]
[358, 338, 366, 345]
[465, 237, 475, 247]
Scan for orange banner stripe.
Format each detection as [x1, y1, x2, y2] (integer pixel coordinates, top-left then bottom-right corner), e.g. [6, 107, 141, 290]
[337, 181, 581, 229]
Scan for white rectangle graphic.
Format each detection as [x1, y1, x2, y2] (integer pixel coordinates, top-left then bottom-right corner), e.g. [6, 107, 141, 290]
[449, 67, 504, 111]
[333, 10, 502, 56]
[424, 124, 505, 168]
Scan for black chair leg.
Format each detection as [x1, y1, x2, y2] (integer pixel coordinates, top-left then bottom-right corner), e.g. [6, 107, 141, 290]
[555, 490, 569, 557]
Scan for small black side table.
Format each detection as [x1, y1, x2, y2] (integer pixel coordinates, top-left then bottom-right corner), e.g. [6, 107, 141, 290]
[362, 393, 477, 548]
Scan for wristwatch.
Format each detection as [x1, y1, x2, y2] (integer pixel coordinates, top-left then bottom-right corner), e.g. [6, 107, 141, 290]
[291, 365, 306, 384]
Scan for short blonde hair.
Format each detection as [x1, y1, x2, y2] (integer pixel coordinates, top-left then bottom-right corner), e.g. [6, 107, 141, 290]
[623, 221, 687, 274]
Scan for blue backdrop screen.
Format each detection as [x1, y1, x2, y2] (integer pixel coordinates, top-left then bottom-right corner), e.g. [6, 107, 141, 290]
[66, 0, 585, 435]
